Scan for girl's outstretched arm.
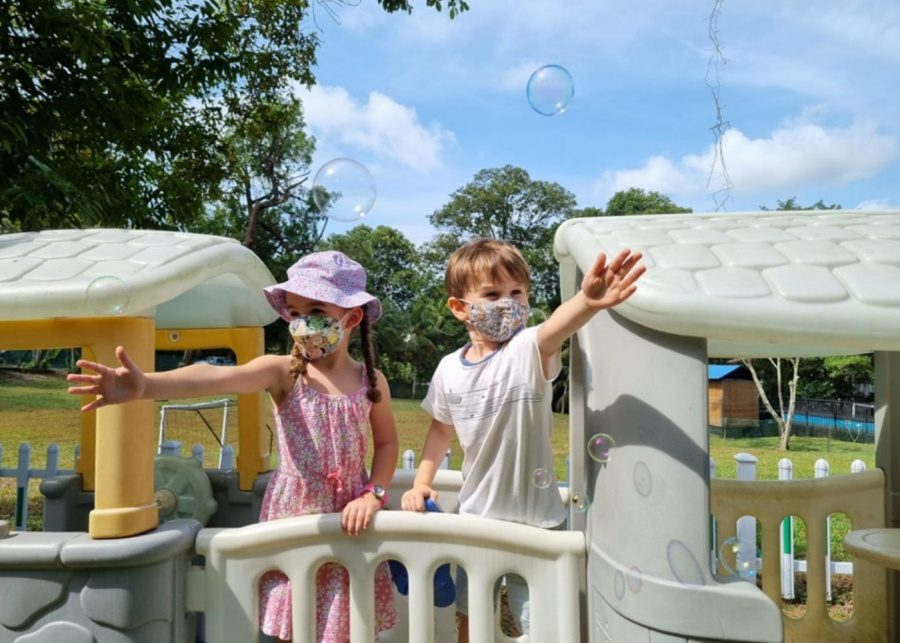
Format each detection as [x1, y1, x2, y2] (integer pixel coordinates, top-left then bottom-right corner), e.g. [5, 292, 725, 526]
[67, 346, 287, 412]
[342, 369, 399, 535]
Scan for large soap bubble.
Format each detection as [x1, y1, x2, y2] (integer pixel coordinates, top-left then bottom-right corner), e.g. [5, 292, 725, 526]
[85, 275, 130, 315]
[526, 64, 574, 116]
[312, 158, 376, 222]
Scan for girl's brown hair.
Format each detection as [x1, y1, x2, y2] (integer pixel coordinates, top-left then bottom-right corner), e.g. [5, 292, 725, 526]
[289, 309, 382, 403]
[444, 238, 530, 298]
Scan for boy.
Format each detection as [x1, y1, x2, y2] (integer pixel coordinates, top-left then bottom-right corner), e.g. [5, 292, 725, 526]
[400, 238, 645, 640]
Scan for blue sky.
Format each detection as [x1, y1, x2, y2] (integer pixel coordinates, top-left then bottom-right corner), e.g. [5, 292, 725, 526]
[294, 0, 900, 244]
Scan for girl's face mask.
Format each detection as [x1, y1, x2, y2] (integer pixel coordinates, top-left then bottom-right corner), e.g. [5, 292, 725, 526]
[462, 297, 528, 343]
[289, 312, 350, 360]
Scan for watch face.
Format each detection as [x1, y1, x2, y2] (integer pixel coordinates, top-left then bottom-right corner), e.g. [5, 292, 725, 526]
[372, 484, 386, 498]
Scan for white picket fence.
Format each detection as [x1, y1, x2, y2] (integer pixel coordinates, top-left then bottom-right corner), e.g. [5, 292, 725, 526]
[710, 452, 869, 600]
[0, 441, 233, 530]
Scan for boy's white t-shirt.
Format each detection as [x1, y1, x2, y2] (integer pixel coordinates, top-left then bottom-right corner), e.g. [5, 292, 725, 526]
[422, 325, 566, 528]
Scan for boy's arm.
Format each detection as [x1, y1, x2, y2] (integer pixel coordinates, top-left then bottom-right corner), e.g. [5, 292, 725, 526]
[400, 418, 454, 512]
[538, 248, 645, 373]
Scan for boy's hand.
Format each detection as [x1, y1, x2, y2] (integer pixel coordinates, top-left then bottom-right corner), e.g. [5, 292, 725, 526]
[581, 248, 646, 309]
[66, 346, 146, 412]
[342, 494, 381, 536]
[401, 482, 437, 512]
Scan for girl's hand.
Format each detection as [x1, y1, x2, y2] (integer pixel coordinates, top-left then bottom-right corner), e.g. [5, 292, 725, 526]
[66, 346, 146, 412]
[342, 494, 381, 536]
[580, 248, 646, 309]
[401, 482, 436, 512]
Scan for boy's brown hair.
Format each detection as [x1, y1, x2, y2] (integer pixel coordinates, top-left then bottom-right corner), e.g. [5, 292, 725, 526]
[444, 238, 531, 298]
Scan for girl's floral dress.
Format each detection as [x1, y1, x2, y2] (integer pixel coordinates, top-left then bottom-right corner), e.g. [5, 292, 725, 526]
[259, 372, 397, 641]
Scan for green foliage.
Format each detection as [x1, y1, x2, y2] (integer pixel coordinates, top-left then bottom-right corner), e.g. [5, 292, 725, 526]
[428, 165, 577, 308]
[377, 0, 470, 18]
[760, 197, 842, 211]
[605, 187, 692, 216]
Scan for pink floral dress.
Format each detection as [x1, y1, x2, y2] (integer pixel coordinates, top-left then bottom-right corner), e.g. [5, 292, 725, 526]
[259, 372, 397, 641]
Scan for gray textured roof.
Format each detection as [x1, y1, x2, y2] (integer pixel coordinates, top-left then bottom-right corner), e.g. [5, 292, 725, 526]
[0, 229, 279, 328]
[554, 211, 900, 357]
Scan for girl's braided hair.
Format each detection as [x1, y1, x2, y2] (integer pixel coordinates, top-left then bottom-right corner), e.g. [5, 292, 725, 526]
[289, 309, 382, 403]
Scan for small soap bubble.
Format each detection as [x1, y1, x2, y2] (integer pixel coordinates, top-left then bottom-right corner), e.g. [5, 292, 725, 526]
[526, 64, 574, 116]
[626, 566, 643, 593]
[666, 539, 705, 586]
[613, 570, 626, 599]
[85, 276, 130, 315]
[532, 468, 553, 489]
[312, 158, 376, 222]
[525, 307, 547, 328]
[570, 490, 590, 513]
[633, 461, 652, 496]
[587, 433, 615, 463]
[718, 537, 758, 580]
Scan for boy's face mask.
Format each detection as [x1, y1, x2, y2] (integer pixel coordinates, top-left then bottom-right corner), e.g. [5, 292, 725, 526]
[289, 312, 350, 360]
[461, 297, 528, 343]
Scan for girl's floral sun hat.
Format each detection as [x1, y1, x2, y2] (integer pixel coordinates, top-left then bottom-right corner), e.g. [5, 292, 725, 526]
[264, 251, 382, 323]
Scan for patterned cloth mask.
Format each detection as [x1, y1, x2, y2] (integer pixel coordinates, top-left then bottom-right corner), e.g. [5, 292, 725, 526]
[463, 298, 528, 342]
[289, 313, 349, 360]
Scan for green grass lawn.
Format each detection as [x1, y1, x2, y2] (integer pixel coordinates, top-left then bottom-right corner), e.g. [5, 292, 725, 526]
[0, 368, 877, 562]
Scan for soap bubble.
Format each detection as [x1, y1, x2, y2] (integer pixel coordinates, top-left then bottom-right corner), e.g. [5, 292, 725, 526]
[666, 540, 705, 586]
[532, 468, 553, 489]
[626, 566, 643, 593]
[570, 490, 590, 513]
[312, 158, 376, 222]
[526, 307, 547, 328]
[587, 433, 615, 463]
[633, 461, 652, 497]
[85, 276, 130, 315]
[718, 536, 758, 580]
[613, 570, 626, 599]
[526, 64, 574, 116]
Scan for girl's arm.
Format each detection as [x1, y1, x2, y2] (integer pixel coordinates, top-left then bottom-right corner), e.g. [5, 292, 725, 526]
[67, 345, 287, 412]
[342, 369, 399, 535]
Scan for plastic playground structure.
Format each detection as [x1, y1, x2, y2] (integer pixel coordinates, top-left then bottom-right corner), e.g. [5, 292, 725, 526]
[1, 211, 899, 642]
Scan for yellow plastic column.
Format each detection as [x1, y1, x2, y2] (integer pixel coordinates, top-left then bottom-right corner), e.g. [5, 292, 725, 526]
[89, 318, 157, 538]
[0, 318, 159, 538]
[155, 327, 269, 490]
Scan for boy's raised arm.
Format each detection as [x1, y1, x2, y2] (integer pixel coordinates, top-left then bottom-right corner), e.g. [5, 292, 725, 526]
[538, 248, 645, 368]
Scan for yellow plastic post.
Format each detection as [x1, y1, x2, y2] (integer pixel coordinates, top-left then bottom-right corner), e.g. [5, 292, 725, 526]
[0, 318, 159, 538]
[155, 327, 269, 491]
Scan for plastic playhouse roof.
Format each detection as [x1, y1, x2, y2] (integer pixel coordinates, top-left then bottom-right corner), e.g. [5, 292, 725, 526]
[554, 210, 900, 358]
[0, 229, 280, 328]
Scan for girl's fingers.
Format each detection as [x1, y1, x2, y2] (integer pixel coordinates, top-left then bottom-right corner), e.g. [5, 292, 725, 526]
[67, 385, 99, 395]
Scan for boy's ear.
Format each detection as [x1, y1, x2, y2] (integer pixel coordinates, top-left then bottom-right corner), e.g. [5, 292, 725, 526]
[447, 297, 469, 322]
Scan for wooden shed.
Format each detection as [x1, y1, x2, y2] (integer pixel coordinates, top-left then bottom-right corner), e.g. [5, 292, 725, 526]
[708, 363, 758, 429]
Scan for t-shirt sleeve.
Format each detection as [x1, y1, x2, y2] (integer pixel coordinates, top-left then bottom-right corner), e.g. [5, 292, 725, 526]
[421, 361, 454, 425]
[518, 325, 561, 382]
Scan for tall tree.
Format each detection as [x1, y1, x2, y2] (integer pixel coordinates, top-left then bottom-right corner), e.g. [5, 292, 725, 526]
[1, 0, 469, 232]
[740, 357, 800, 451]
[428, 165, 577, 307]
[605, 188, 692, 216]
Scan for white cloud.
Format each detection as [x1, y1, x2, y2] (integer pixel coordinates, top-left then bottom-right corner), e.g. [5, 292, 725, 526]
[298, 85, 456, 172]
[854, 198, 900, 211]
[595, 122, 898, 200]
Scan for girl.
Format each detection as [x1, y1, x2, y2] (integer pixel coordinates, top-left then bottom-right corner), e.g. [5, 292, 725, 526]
[68, 250, 399, 643]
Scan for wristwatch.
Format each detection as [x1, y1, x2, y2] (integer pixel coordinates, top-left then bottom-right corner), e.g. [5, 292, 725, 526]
[362, 483, 388, 508]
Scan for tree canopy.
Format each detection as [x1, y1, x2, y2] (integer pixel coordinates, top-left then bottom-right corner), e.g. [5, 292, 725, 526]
[604, 187, 693, 216]
[1, 0, 468, 232]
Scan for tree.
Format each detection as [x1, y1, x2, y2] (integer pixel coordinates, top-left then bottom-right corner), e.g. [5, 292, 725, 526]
[760, 197, 841, 211]
[1, 0, 469, 232]
[428, 165, 577, 307]
[605, 188, 692, 216]
[740, 357, 800, 451]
